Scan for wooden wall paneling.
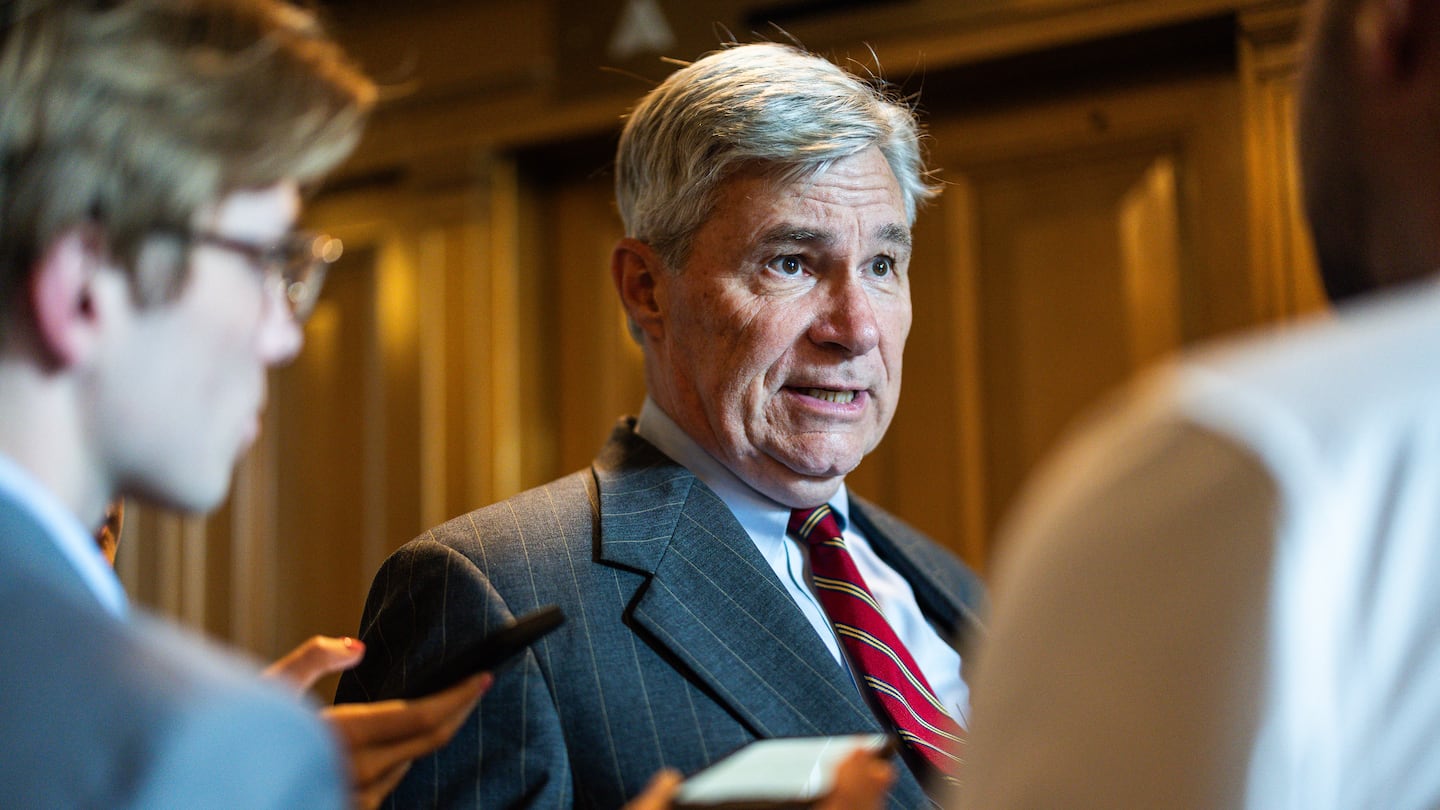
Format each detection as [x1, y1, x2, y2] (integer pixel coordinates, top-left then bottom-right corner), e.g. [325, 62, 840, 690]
[414, 156, 532, 520]
[374, 228, 425, 563]
[1239, 1, 1323, 320]
[790, 0, 1251, 77]
[546, 173, 645, 475]
[333, 0, 559, 177]
[305, 189, 418, 602]
[114, 505, 205, 627]
[1118, 156, 1184, 367]
[943, 179, 995, 570]
[117, 471, 241, 645]
[970, 148, 1161, 548]
[176, 501, 224, 636]
[417, 184, 499, 525]
[512, 170, 563, 493]
[483, 160, 528, 505]
[331, 1, 1280, 187]
[227, 436, 275, 652]
[907, 73, 1247, 568]
[113, 507, 171, 618]
[268, 242, 382, 685]
[417, 208, 457, 527]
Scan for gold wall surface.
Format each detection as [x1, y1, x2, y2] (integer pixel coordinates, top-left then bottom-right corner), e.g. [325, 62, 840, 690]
[115, 0, 1317, 679]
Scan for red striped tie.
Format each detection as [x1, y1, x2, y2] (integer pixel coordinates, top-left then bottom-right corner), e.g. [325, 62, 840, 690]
[789, 504, 964, 778]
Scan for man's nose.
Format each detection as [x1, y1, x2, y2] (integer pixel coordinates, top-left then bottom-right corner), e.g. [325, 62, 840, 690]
[808, 274, 880, 356]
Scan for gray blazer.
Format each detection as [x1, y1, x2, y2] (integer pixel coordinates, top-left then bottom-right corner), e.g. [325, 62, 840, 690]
[0, 489, 346, 809]
[337, 418, 985, 809]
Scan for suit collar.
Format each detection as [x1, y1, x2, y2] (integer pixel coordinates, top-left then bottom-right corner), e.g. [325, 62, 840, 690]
[591, 418, 695, 574]
[0, 455, 127, 616]
[0, 487, 121, 617]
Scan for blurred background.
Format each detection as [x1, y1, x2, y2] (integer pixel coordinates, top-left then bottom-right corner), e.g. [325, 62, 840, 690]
[115, 0, 1321, 696]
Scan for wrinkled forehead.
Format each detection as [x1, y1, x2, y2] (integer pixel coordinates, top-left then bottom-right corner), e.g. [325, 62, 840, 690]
[727, 151, 913, 220]
[717, 153, 907, 221]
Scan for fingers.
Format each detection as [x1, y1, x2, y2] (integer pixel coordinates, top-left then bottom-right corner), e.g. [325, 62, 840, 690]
[328, 674, 490, 747]
[263, 635, 366, 693]
[324, 674, 489, 800]
[353, 758, 412, 810]
[622, 769, 683, 810]
[345, 730, 443, 794]
[816, 749, 895, 810]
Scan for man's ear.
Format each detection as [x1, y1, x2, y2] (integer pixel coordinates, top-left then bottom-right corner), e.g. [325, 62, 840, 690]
[29, 226, 112, 368]
[611, 237, 667, 343]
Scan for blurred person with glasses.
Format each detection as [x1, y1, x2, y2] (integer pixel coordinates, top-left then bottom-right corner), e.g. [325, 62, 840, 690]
[0, 1, 484, 807]
[165, 228, 344, 321]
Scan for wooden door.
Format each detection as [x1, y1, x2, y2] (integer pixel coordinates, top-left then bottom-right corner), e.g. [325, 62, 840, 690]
[849, 73, 1253, 571]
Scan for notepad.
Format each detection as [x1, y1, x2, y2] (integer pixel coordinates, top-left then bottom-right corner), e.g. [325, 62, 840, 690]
[674, 733, 891, 809]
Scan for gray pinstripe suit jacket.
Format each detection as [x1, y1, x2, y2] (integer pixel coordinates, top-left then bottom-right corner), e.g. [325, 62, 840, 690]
[336, 418, 985, 809]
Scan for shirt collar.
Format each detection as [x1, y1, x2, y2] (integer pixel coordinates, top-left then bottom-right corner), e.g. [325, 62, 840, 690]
[634, 397, 851, 537]
[0, 452, 128, 617]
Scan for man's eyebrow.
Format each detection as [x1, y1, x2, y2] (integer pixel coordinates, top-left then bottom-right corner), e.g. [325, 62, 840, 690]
[755, 223, 912, 249]
[757, 224, 832, 247]
[877, 223, 912, 248]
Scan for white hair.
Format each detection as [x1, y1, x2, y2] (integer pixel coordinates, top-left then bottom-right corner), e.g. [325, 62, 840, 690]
[615, 42, 938, 270]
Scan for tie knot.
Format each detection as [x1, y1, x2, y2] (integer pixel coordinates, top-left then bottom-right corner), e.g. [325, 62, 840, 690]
[788, 504, 844, 547]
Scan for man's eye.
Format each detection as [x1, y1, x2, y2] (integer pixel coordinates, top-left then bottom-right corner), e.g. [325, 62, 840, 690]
[870, 256, 893, 277]
[768, 255, 804, 276]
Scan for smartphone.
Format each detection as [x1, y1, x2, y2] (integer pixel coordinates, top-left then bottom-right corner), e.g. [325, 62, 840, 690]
[673, 733, 894, 809]
[419, 604, 565, 696]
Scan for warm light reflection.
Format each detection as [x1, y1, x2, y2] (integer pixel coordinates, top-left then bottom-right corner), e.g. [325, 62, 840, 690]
[300, 299, 342, 385]
[378, 238, 419, 365]
[1118, 156, 1182, 367]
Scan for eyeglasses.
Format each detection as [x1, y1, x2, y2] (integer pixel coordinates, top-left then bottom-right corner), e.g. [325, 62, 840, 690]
[171, 229, 343, 322]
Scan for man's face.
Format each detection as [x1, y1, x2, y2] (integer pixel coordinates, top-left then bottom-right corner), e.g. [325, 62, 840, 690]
[647, 146, 913, 508]
[95, 182, 304, 513]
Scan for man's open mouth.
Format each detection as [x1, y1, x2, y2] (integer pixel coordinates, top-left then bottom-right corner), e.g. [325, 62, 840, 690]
[796, 388, 857, 404]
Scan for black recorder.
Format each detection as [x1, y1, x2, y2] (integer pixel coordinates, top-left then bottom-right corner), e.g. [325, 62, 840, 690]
[418, 604, 565, 696]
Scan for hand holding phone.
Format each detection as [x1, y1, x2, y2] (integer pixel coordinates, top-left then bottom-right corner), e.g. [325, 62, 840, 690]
[419, 604, 565, 696]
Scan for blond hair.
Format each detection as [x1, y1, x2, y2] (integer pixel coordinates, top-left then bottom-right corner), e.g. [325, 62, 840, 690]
[0, 0, 375, 312]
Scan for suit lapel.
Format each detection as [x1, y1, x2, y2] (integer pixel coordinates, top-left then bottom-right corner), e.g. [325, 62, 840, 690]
[593, 424, 879, 739]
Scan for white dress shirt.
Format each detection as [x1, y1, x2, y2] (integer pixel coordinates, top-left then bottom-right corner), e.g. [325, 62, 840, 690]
[0, 452, 128, 617]
[961, 279, 1440, 808]
[635, 397, 970, 726]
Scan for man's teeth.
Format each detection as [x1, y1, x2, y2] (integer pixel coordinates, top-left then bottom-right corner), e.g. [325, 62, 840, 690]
[799, 388, 856, 404]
